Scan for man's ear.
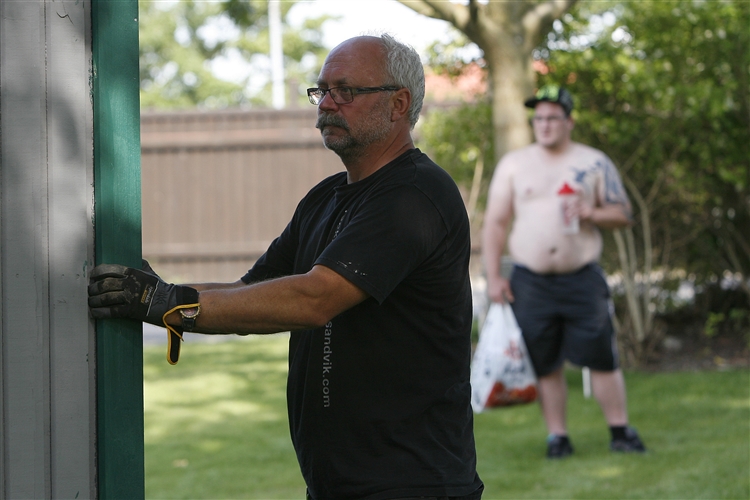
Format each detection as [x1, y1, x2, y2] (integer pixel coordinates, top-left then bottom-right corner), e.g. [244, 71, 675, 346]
[390, 88, 411, 122]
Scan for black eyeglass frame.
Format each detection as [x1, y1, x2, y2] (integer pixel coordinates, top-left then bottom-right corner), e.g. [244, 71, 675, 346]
[307, 86, 401, 105]
[530, 115, 568, 124]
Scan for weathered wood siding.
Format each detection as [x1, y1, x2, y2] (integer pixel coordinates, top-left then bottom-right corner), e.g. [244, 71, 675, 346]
[141, 108, 344, 283]
[0, 0, 96, 497]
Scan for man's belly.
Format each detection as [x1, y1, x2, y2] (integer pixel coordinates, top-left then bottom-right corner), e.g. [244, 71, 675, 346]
[508, 227, 603, 274]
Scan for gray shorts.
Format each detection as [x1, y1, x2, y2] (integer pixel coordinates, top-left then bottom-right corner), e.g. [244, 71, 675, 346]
[509, 263, 619, 377]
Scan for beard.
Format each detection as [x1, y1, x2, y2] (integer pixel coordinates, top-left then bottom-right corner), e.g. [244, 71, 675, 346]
[316, 99, 392, 160]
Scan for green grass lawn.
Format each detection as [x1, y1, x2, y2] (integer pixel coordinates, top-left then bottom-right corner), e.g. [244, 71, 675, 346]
[144, 335, 750, 499]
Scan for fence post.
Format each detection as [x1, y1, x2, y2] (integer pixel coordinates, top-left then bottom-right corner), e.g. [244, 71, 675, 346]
[92, 0, 145, 497]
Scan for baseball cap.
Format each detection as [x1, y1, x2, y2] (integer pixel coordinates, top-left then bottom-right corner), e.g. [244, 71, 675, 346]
[524, 85, 574, 116]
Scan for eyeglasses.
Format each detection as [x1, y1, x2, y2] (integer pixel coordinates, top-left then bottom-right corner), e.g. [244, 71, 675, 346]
[307, 86, 401, 105]
[532, 115, 567, 124]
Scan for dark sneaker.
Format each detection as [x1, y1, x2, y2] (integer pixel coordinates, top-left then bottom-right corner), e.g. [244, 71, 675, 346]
[610, 427, 646, 453]
[546, 435, 574, 459]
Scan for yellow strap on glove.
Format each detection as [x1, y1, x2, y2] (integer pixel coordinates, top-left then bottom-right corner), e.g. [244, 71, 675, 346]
[162, 303, 200, 365]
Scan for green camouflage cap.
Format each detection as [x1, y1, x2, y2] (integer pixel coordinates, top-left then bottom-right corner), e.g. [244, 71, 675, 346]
[524, 85, 574, 115]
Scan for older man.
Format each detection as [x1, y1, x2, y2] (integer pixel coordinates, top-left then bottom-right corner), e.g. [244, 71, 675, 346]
[89, 34, 483, 499]
[482, 85, 646, 459]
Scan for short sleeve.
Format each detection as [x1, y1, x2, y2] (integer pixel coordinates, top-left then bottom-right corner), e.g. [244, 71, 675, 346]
[315, 186, 447, 303]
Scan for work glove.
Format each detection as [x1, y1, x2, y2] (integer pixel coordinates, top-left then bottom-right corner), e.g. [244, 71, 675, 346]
[88, 260, 199, 364]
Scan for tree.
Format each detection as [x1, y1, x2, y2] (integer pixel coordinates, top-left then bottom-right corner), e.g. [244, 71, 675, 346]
[418, 99, 493, 226]
[536, 0, 750, 363]
[398, 0, 577, 160]
[415, 0, 749, 363]
[416, 32, 494, 232]
[139, 0, 333, 109]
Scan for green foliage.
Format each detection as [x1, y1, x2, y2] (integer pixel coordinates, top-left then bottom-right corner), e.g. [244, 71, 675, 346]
[414, 1, 749, 362]
[144, 336, 750, 499]
[705, 308, 749, 339]
[139, 0, 333, 109]
[471, 317, 480, 344]
[536, 0, 750, 283]
[417, 101, 494, 190]
[424, 30, 483, 78]
[705, 312, 726, 338]
[139, 0, 239, 109]
[416, 1, 750, 284]
[418, 29, 494, 202]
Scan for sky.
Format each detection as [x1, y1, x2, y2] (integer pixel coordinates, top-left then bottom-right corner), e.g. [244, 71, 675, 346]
[207, 0, 473, 100]
[287, 0, 455, 54]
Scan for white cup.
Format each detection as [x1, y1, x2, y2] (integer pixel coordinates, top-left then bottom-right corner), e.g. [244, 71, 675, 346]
[560, 196, 579, 234]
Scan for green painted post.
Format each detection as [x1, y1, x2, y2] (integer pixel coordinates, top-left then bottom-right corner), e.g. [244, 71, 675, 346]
[91, 0, 145, 498]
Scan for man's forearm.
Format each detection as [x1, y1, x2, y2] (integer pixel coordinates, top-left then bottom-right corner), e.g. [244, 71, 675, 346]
[168, 266, 368, 335]
[590, 204, 633, 229]
[482, 222, 508, 282]
[187, 280, 248, 292]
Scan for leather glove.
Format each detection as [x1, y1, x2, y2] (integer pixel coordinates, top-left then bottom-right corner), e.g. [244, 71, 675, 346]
[88, 260, 199, 364]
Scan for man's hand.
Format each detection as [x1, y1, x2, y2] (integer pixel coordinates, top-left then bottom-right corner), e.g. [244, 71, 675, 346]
[487, 275, 514, 304]
[564, 198, 594, 222]
[88, 262, 199, 327]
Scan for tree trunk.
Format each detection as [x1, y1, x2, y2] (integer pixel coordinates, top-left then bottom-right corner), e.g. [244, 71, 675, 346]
[395, 0, 577, 162]
[483, 39, 535, 160]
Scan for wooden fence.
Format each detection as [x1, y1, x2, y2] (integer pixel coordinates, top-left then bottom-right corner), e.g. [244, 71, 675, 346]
[141, 108, 343, 283]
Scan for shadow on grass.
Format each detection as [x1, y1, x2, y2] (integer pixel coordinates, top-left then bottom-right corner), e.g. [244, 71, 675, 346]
[144, 334, 306, 499]
[144, 335, 750, 499]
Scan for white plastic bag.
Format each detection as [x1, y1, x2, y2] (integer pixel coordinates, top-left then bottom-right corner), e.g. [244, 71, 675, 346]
[470, 303, 537, 413]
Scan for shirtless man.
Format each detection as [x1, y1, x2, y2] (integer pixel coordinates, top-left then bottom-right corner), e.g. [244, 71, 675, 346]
[482, 85, 646, 458]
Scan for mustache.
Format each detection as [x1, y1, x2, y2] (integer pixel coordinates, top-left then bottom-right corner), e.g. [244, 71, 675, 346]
[316, 114, 349, 131]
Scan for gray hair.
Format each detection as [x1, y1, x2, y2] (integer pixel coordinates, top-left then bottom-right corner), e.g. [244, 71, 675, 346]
[378, 33, 425, 129]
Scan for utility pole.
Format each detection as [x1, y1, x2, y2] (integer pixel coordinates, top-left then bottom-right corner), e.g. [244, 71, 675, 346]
[269, 0, 285, 109]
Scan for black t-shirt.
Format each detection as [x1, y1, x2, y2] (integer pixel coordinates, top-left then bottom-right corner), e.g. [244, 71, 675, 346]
[243, 149, 482, 500]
